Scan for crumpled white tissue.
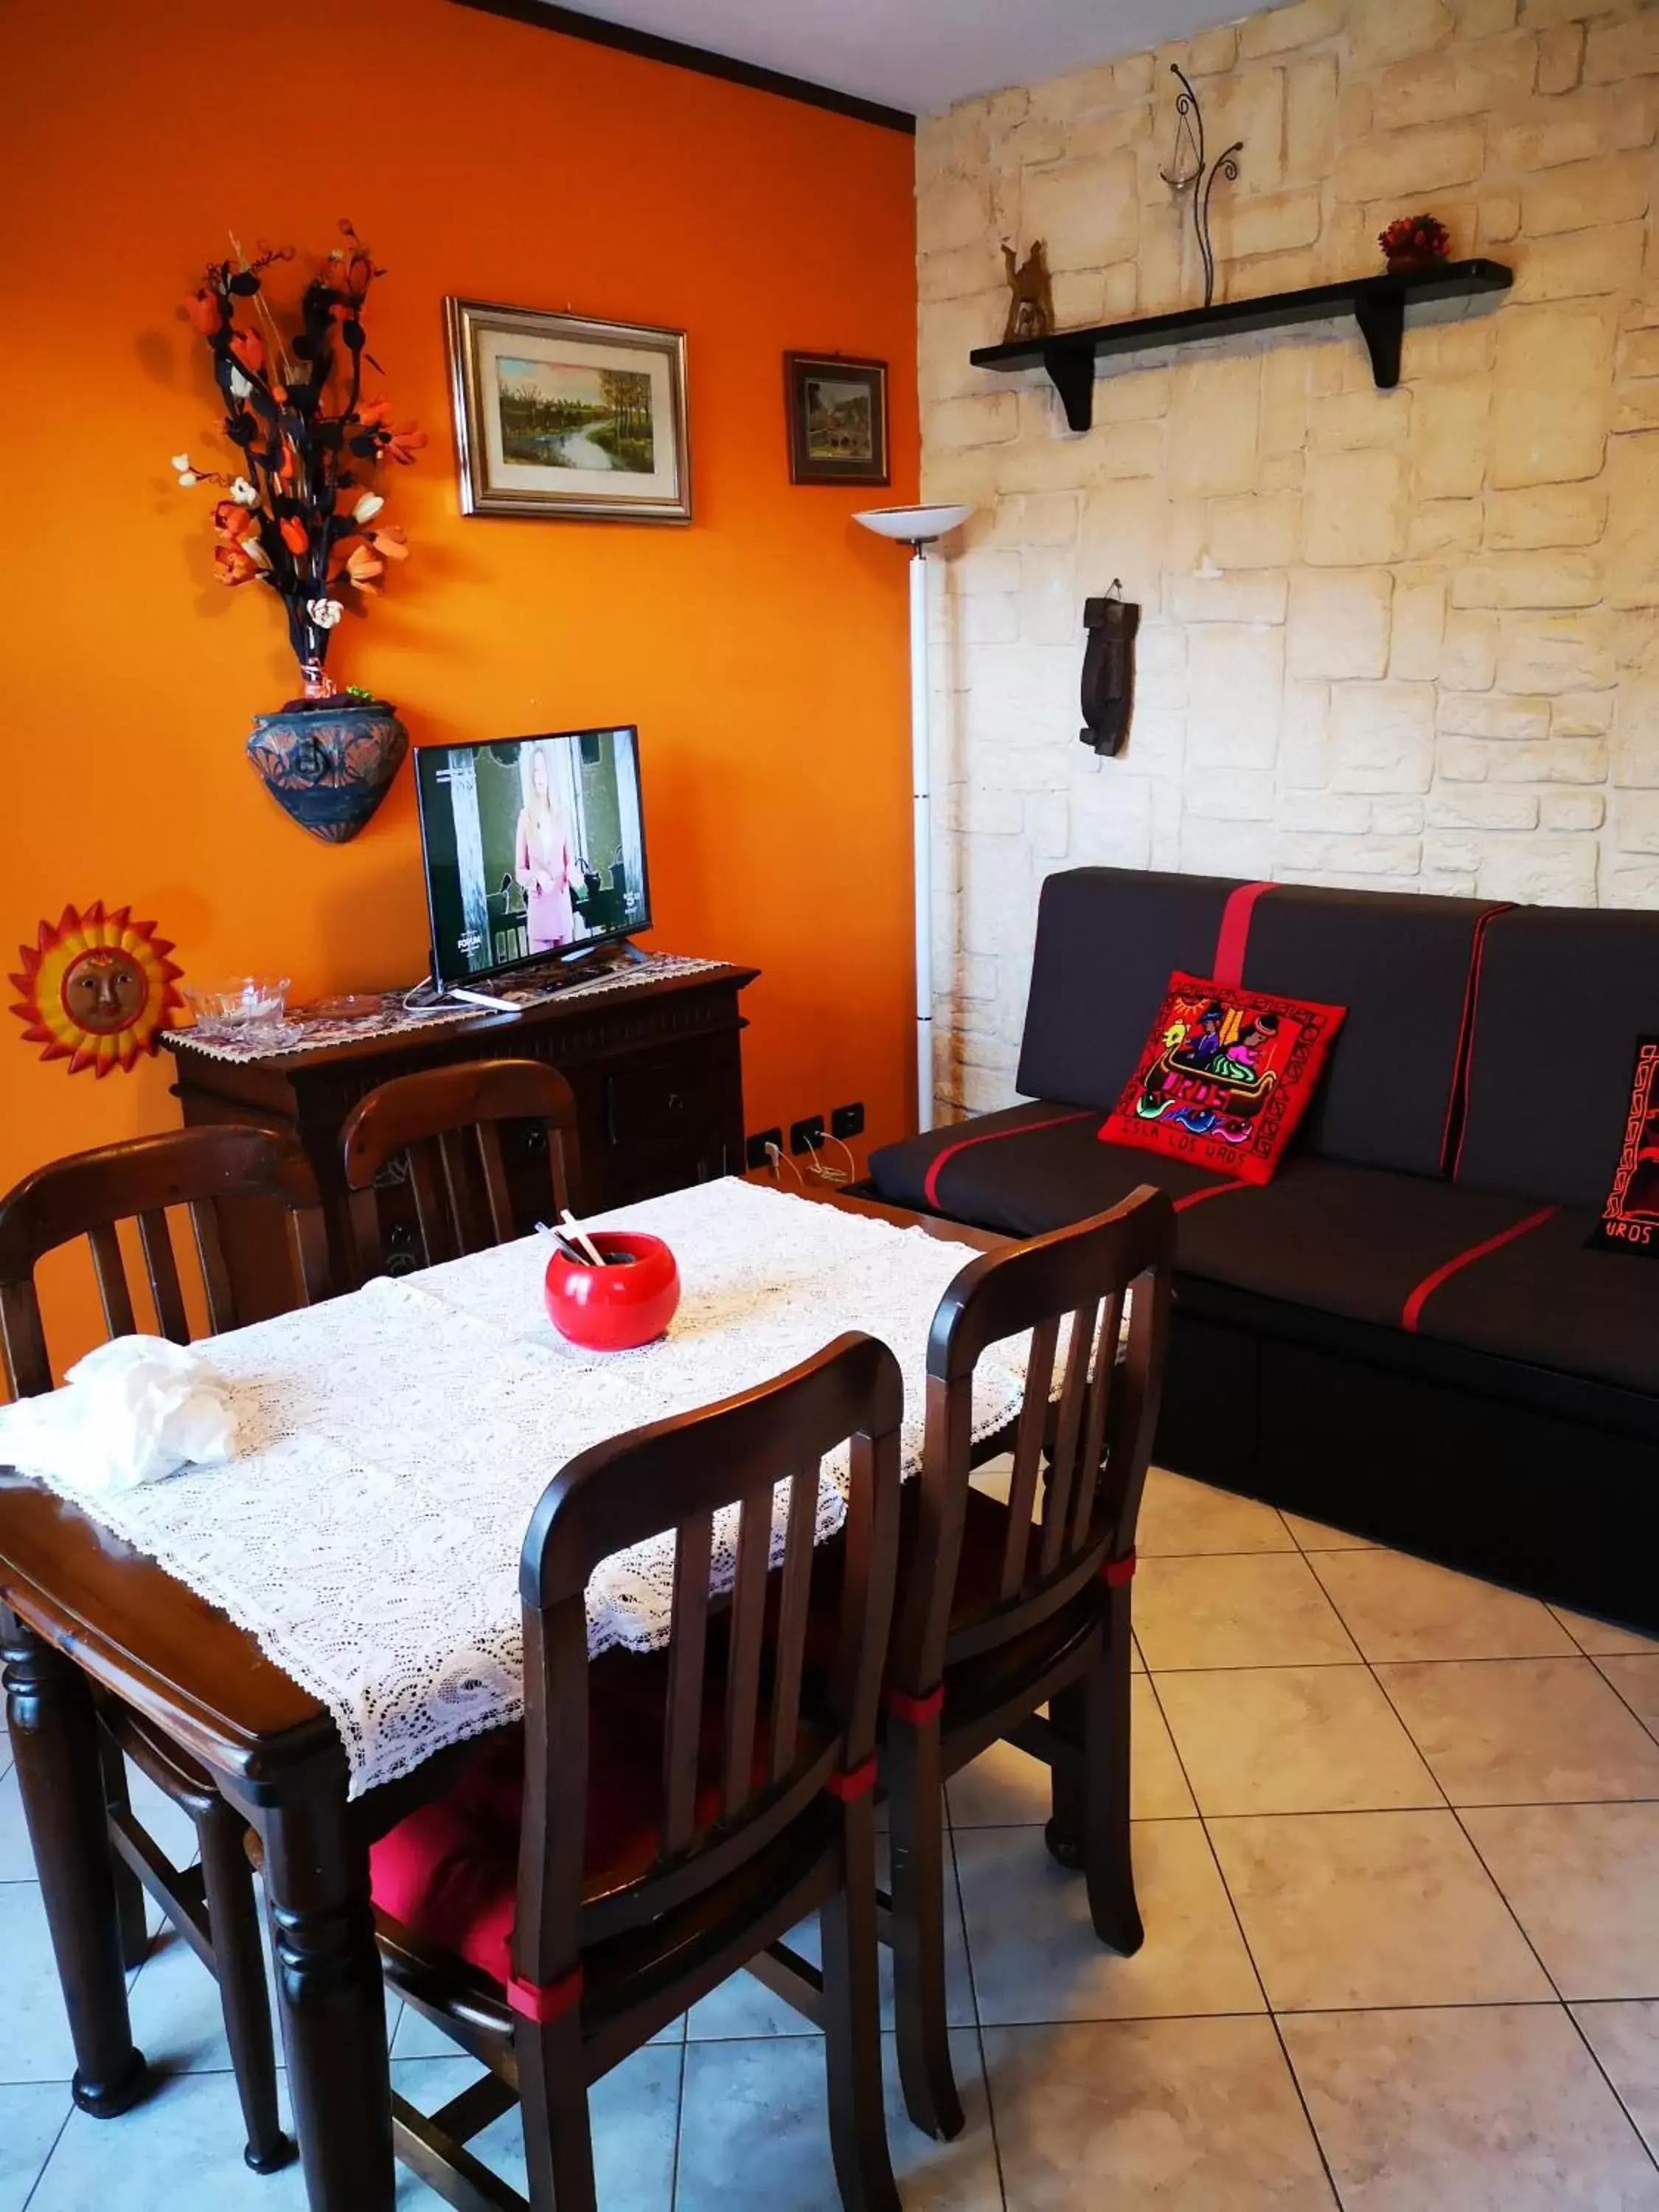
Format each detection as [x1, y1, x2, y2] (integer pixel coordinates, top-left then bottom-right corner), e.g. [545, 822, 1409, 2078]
[0, 1335, 237, 1496]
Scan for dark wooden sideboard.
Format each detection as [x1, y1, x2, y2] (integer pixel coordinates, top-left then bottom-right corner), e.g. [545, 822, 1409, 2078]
[164, 960, 758, 1316]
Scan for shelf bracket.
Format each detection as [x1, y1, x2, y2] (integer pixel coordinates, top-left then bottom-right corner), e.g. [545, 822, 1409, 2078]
[1043, 346, 1095, 433]
[1352, 288, 1405, 390]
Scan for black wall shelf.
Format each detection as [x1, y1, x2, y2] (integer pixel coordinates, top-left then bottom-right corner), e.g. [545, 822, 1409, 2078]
[969, 259, 1513, 432]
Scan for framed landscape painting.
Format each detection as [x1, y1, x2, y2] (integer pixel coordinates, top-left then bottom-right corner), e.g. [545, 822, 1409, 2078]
[784, 352, 889, 486]
[445, 299, 690, 523]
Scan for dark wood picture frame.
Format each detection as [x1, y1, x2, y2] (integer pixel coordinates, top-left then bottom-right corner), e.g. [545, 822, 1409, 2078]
[784, 352, 889, 486]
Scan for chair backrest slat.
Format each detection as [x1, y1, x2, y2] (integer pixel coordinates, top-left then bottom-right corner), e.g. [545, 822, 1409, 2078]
[406, 1141, 456, 1268]
[999, 1316, 1058, 1601]
[768, 1458, 821, 1784]
[436, 1129, 481, 1254]
[187, 1200, 238, 1335]
[661, 1512, 714, 1857]
[1070, 1290, 1122, 1553]
[1037, 1302, 1096, 1579]
[720, 1479, 775, 1820]
[340, 1058, 582, 1280]
[0, 1124, 330, 1400]
[88, 1222, 137, 1340]
[0, 1279, 52, 1400]
[514, 1334, 902, 1988]
[477, 1122, 516, 1248]
[893, 1189, 1176, 1699]
[137, 1208, 190, 1343]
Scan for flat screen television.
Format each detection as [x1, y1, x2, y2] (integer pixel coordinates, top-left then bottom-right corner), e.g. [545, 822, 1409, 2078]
[414, 726, 651, 990]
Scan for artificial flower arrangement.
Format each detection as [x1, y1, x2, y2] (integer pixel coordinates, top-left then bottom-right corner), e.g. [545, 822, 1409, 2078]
[1377, 213, 1451, 274]
[173, 223, 424, 698]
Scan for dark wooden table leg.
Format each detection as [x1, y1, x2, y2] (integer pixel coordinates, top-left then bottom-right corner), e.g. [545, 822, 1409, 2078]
[251, 1771, 394, 2212]
[0, 1607, 151, 2117]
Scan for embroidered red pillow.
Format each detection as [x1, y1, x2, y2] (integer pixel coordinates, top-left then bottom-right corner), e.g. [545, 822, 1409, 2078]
[1587, 1037, 1659, 1258]
[1099, 972, 1347, 1186]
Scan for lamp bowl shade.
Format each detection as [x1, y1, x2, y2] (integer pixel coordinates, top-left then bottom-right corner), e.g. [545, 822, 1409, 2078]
[543, 1232, 681, 1351]
[853, 504, 975, 544]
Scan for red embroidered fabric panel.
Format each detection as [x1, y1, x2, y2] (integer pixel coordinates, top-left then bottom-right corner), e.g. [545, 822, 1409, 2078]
[1099, 972, 1347, 1188]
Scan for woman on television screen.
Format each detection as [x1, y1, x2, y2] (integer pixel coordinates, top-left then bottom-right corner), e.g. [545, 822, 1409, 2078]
[514, 740, 580, 953]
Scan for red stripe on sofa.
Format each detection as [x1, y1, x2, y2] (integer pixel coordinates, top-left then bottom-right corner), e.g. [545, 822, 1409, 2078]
[1211, 880, 1276, 988]
[1439, 903, 1513, 1177]
[1399, 1206, 1559, 1333]
[921, 1110, 1094, 1209]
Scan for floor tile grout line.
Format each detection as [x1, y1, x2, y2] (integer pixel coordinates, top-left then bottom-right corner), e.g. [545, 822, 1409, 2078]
[1341, 1594, 1659, 2168]
[1139, 1666, 1273, 2017]
[1139, 1646, 1350, 2207]
[950, 1820, 1012, 2212]
[1442, 1794, 1659, 2180]
[1583, 1655, 1659, 1757]
[18, 2096, 74, 2212]
[667, 2029, 688, 2211]
[1557, 1997, 1659, 2179]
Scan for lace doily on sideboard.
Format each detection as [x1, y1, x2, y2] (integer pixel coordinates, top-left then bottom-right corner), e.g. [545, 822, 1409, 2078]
[29, 1180, 1057, 1799]
[167, 952, 734, 1063]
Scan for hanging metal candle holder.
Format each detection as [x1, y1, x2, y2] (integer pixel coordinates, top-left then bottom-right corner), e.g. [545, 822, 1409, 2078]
[1158, 64, 1242, 310]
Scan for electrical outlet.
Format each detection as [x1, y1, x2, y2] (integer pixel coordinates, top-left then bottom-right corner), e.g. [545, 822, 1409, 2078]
[745, 1127, 783, 1170]
[790, 1114, 826, 1155]
[831, 1102, 864, 1141]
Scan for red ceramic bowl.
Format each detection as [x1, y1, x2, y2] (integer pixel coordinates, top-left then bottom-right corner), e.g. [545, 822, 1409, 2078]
[543, 1231, 680, 1352]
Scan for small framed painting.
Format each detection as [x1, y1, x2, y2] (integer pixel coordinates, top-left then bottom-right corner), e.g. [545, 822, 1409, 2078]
[784, 352, 889, 486]
[445, 298, 691, 523]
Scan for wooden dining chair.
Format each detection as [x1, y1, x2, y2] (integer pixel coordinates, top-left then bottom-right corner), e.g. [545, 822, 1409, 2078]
[0, 1121, 332, 2174]
[339, 1057, 582, 1279]
[883, 1186, 1175, 2140]
[366, 1332, 906, 2212]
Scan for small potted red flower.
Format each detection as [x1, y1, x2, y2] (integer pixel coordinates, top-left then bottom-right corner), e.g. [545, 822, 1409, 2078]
[1378, 214, 1451, 277]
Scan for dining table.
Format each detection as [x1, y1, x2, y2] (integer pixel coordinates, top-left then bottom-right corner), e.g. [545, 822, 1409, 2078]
[0, 1178, 1006, 2212]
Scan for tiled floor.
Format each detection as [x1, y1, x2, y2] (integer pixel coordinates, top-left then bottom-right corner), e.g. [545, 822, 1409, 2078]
[8, 1468, 1659, 2208]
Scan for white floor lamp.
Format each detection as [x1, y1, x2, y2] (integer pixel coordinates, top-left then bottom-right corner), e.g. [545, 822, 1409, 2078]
[854, 501, 974, 1133]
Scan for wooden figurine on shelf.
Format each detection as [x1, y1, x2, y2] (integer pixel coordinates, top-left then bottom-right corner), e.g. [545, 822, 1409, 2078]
[1001, 240, 1054, 343]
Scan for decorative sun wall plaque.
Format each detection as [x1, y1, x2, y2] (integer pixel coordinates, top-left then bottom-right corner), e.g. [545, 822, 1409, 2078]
[10, 904, 184, 1077]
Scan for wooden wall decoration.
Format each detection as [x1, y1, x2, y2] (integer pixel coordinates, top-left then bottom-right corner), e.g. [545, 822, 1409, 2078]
[1079, 586, 1140, 757]
[9, 903, 184, 1077]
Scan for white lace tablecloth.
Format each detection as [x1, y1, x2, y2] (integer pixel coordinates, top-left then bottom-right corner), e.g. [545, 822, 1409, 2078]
[32, 1181, 1034, 1799]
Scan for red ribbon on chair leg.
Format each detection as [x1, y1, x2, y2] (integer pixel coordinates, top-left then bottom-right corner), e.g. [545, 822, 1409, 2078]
[507, 1965, 583, 2025]
[827, 1756, 878, 1802]
[1099, 1549, 1137, 1588]
[885, 1683, 945, 1726]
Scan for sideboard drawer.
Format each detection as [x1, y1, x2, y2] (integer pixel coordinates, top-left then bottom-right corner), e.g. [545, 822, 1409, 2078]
[603, 1048, 731, 1172]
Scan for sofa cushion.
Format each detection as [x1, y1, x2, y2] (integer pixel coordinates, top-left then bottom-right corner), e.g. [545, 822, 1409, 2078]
[1408, 1203, 1659, 1395]
[1173, 1160, 1558, 1332]
[1237, 885, 1502, 1178]
[868, 1102, 1232, 1236]
[1457, 906, 1659, 1207]
[1015, 867, 1502, 1179]
[1100, 971, 1347, 1186]
[1015, 868, 1247, 1112]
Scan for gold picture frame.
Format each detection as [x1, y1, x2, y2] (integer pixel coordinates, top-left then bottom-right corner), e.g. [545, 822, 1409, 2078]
[445, 298, 691, 524]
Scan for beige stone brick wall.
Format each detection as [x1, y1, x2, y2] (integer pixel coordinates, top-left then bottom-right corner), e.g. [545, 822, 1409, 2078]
[918, 0, 1659, 1118]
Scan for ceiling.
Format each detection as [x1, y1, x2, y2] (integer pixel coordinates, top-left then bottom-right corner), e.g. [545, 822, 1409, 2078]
[543, 0, 1253, 116]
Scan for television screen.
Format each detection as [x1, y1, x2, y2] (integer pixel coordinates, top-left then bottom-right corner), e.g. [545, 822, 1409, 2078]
[414, 726, 651, 989]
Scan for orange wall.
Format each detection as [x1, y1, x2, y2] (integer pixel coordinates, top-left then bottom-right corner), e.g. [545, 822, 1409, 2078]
[0, 0, 919, 1368]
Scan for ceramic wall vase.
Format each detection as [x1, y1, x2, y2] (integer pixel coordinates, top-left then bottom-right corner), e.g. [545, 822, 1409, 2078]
[246, 695, 408, 844]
